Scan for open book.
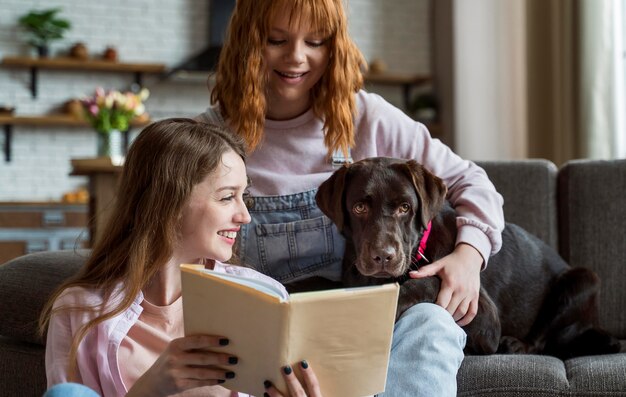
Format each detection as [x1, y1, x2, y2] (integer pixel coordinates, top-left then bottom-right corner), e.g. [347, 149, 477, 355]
[180, 264, 399, 397]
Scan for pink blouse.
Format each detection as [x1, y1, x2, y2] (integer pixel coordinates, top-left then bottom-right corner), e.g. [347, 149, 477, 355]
[45, 261, 285, 397]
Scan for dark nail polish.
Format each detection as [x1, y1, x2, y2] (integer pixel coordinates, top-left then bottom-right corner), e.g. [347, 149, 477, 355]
[283, 365, 292, 375]
[228, 356, 238, 364]
[219, 338, 229, 346]
[301, 360, 309, 369]
[264, 393, 270, 397]
[264, 380, 272, 389]
[217, 379, 225, 384]
[226, 371, 236, 379]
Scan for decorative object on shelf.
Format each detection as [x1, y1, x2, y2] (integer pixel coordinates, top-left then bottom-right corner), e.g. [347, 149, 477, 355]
[368, 58, 387, 74]
[62, 187, 89, 204]
[96, 129, 124, 162]
[64, 99, 84, 119]
[409, 93, 439, 123]
[17, 8, 71, 58]
[81, 87, 149, 160]
[69, 42, 88, 60]
[102, 46, 118, 62]
[0, 106, 15, 116]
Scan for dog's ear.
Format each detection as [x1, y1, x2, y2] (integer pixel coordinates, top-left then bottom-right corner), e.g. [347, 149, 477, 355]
[403, 160, 448, 228]
[316, 165, 350, 232]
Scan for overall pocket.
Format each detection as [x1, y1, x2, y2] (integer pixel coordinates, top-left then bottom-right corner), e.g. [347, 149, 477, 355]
[241, 215, 344, 283]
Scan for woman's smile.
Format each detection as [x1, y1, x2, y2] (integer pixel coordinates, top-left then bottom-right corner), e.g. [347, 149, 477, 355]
[274, 69, 309, 82]
[217, 229, 239, 245]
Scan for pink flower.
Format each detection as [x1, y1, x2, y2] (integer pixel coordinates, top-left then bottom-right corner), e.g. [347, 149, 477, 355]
[81, 87, 150, 133]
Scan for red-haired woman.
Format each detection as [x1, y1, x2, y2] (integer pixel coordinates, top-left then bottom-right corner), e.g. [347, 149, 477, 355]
[199, 1, 505, 396]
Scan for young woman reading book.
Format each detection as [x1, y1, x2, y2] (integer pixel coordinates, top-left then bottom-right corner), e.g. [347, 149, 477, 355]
[40, 118, 321, 397]
[198, 0, 505, 395]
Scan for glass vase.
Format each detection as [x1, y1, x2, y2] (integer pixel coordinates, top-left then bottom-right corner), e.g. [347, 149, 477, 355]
[96, 130, 123, 160]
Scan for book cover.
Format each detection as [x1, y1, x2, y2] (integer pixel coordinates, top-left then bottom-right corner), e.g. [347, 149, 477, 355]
[180, 264, 399, 397]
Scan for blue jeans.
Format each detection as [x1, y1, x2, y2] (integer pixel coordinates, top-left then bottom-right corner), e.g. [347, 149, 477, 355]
[43, 383, 99, 397]
[240, 190, 466, 396]
[379, 303, 467, 396]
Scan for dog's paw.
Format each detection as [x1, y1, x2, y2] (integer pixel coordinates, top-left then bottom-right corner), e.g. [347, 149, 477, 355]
[497, 336, 530, 354]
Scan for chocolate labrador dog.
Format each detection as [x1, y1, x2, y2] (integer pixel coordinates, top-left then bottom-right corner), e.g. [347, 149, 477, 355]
[315, 157, 621, 358]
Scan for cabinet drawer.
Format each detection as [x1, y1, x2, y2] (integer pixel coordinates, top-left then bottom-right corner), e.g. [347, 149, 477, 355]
[0, 203, 90, 264]
[0, 241, 27, 264]
[0, 206, 88, 228]
[0, 237, 88, 265]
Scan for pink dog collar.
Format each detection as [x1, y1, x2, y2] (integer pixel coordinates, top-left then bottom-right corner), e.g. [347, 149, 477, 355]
[415, 221, 431, 263]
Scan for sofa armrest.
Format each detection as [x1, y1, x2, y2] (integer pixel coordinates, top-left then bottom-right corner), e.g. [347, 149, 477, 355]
[0, 250, 88, 344]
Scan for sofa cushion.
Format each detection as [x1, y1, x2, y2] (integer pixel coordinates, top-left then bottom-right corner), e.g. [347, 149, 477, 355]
[458, 353, 626, 396]
[477, 159, 558, 249]
[566, 353, 626, 394]
[0, 336, 46, 397]
[0, 250, 88, 344]
[0, 336, 48, 397]
[558, 159, 626, 339]
[458, 355, 570, 396]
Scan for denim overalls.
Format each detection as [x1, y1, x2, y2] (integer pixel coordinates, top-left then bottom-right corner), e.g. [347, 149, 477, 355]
[238, 150, 351, 284]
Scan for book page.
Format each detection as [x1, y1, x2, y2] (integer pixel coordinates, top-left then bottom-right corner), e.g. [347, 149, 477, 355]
[180, 265, 289, 397]
[288, 284, 399, 397]
[198, 267, 289, 301]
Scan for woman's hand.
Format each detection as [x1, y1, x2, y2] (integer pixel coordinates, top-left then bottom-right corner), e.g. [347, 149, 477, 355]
[408, 243, 483, 326]
[127, 335, 238, 397]
[264, 360, 322, 397]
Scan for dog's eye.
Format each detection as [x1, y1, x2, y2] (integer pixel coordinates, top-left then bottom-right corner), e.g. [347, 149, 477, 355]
[353, 202, 368, 215]
[398, 203, 411, 213]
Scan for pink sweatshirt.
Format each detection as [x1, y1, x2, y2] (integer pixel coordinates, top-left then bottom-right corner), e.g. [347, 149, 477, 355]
[45, 261, 286, 397]
[198, 90, 504, 262]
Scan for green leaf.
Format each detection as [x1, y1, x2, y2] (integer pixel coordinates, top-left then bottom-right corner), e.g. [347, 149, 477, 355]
[17, 8, 71, 45]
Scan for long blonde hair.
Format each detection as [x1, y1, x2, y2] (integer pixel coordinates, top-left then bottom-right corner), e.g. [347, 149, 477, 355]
[211, 0, 366, 159]
[39, 118, 246, 378]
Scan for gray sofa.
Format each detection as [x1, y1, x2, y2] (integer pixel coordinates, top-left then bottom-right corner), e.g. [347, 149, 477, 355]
[1, 159, 625, 397]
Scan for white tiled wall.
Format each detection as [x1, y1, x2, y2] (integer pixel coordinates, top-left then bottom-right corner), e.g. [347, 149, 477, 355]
[0, 0, 430, 201]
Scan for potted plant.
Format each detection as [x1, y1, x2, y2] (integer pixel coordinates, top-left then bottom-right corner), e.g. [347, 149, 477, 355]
[18, 8, 71, 57]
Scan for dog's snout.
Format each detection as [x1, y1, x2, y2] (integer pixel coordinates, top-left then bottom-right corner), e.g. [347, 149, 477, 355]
[370, 246, 397, 265]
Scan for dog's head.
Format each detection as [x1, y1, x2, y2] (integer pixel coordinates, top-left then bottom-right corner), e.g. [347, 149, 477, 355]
[316, 157, 447, 278]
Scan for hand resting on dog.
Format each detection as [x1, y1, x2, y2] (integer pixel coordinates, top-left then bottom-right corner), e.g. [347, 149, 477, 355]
[410, 242, 482, 326]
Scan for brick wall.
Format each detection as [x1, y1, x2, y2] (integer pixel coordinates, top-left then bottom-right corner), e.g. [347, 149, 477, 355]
[0, 0, 430, 201]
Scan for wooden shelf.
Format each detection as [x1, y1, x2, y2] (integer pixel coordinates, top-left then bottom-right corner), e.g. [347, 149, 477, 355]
[70, 157, 124, 174]
[0, 201, 88, 209]
[1, 56, 165, 73]
[1, 56, 166, 98]
[363, 72, 431, 109]
[0, 114, 149, 127]
[364, 72, 430, 86]
[0, 114, 88, 126]
[1, 114, 150, 162]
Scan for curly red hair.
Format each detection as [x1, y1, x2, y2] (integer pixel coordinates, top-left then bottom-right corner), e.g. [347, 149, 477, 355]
[211, 0, 366, 159]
